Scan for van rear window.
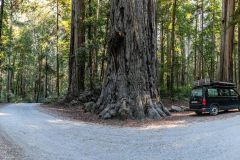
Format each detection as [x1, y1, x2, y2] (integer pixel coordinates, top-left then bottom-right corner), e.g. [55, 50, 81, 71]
[191, 88, 202, 97]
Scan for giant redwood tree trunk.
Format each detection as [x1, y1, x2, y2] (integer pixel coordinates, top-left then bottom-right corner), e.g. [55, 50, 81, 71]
[94, 0, 170, 119]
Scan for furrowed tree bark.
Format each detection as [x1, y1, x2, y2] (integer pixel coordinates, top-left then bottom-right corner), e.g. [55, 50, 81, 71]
[220, 0, 235, 82]
[94, 0, 170, 119]
[66, 0, 86, 101]
[100, 13, 109, 81]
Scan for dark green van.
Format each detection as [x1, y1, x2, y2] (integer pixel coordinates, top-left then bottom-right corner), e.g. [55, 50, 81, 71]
[190, 80, 240, 116]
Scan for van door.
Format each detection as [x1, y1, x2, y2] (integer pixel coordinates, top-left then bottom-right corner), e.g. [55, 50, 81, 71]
[218, 88, 231, 110]
[229, 89, 239, 109]
[207, 88, 219, 107]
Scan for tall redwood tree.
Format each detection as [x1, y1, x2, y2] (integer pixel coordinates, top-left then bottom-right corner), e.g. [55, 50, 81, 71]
[220, 0, 235, 82]
[94, 0, 170, 119]
[67, 0, 86, 100]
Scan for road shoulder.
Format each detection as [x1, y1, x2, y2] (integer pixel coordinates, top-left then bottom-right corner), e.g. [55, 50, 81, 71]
[39, 104, 240, 128]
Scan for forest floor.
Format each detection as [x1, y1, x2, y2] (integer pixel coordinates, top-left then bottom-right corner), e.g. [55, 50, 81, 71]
[41, 99, 240, 127]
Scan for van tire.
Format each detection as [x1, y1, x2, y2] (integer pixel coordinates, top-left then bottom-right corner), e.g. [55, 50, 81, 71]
[195, 111, 202, 115]
[210, 105, 219, 116]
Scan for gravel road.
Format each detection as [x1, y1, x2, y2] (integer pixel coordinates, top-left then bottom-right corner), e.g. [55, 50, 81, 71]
[1, 103, 240, 160]
[0, 128, 25, 160]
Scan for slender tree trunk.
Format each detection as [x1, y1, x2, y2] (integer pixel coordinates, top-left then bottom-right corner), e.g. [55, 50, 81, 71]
[94, 0, 170, 119]
[92, 0, 100, 88]
[201, 0, 204, 79]
[56, 0, 60, 97]
[20, 74, 23, 98]
[181, 37, 185, 86]
[45, 53, 48, 98]
[220, 0, 235, 82]
[7, 0, 13, 102]
[15, 74, 19, 96]
[234, 45, 237, 83]
[0, 0, 4, 45]
[159, 21, 164, 85]
[211, 0, 216, 80]
[36, 47, 43, 102]
[166, 2, 171, 90]
[194, 0, 198, 80]
[166, 31, 171, 89]
[170, 0, 177, 93]
[88, 0, 94, 90]
[238, 24, 240, 88]
[66, 0, 86, 100]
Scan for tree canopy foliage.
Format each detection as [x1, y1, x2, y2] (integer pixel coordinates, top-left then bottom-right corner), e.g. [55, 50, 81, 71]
[0, 0, 239, 105]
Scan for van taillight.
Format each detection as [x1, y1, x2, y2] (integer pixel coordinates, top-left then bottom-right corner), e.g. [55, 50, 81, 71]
[202, 98, 207, 106]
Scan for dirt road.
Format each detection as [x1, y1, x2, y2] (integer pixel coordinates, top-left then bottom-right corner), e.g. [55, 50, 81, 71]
[0, 103, 240, 160]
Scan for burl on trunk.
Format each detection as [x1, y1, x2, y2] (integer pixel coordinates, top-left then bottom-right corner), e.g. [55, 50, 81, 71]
[94, 0, 170, 119]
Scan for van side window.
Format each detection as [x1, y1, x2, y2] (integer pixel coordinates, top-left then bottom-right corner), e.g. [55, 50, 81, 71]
[219, 89, 230, 96]
[230, 89, 238, 96]
[208, 89, 218, 97]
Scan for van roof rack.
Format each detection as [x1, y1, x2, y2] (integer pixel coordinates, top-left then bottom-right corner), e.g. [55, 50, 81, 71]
[194, 79, 236, 88]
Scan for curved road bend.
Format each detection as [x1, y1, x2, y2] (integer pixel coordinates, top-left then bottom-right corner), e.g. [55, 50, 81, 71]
[0, 103, 240, 160]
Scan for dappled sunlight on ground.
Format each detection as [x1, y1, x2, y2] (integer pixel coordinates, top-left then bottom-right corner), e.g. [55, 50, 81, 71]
[47, 118, 89, 127]
[47, 119, 64, 124]
[139, 120, 187, 130]
[0, 112, 11, 116]
[26, 124, 40, 130]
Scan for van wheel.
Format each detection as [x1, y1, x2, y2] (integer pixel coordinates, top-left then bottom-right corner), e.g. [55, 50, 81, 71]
[210, 105, 219, 116]
[195, 111, 202, 115]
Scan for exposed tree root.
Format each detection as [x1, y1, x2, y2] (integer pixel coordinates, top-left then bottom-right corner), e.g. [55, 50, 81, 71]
[95, 95, 170, 120]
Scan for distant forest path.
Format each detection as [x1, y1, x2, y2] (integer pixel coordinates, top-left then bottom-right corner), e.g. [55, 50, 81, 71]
[1, 103, 240, 160]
